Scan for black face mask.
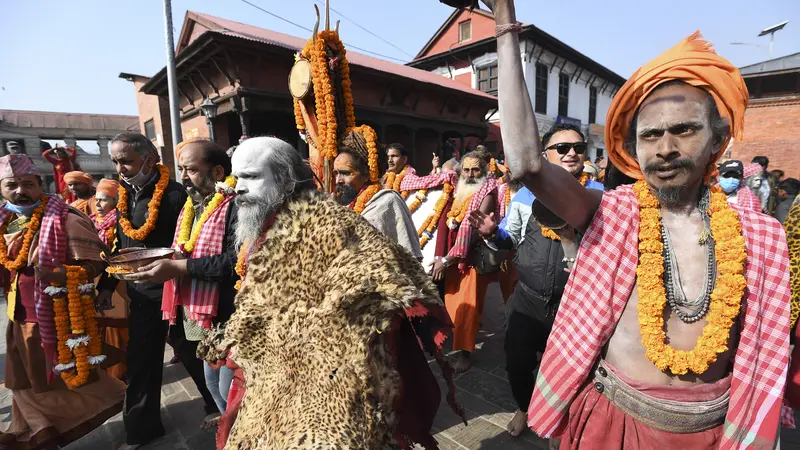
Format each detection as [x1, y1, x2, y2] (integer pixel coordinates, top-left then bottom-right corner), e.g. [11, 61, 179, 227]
[334, 184, 359, 206]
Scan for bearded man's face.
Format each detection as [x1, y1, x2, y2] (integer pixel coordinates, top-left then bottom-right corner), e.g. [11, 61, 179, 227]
[231, 140, 285, 248]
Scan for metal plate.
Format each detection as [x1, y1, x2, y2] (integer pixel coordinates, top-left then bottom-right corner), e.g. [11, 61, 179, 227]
[288, 58, 312, 99]
[107, 248, 175, 264]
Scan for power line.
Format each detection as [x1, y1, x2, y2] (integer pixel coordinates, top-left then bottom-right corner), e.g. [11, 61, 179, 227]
[313, 0, 416, 59]
[238, 0, 408, 63]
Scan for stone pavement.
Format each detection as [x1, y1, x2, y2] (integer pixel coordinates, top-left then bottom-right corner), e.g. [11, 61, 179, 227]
[1, 285, 798, 449]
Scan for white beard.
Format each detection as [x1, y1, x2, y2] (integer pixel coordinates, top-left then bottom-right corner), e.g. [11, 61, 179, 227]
[234, 184, 286, 249]
[454, 175, 486, 205]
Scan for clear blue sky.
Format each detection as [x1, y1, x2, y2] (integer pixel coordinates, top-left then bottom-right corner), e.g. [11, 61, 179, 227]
[2, 0, 798, 116]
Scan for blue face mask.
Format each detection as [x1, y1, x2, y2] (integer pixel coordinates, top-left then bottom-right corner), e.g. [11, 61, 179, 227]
[719, 177, 741, 194]
[4, 199, 42, 217]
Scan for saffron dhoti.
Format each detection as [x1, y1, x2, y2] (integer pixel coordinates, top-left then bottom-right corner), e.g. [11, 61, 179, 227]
[444, 266, 494, 352]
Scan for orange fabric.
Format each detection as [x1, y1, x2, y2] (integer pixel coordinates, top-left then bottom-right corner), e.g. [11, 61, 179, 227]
[63, 171, 93, 185]
[96, 179, 119, 198]
[605, 31, 749, 180]
[444, 266, 491, 352]
[70, 196, 96, 217]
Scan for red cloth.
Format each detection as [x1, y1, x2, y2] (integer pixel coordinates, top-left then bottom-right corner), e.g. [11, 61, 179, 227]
[560, 360, 730, 450]
[43, 147, 77, 201]
[0, 195, 70, 368]
[736, 187, 762, 213]
[400, 169, 457, 192]
[216, 366, 245, 450]
[163, 195, 234, 328]
[528, 185, 791, 449]
[94, 211, 118, 248]
[447, 177, 497, 261]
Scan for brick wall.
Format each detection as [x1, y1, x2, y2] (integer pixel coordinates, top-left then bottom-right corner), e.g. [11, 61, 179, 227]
[731, 99, 800, 179]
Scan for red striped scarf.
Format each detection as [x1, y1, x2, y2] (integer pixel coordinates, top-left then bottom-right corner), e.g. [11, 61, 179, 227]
[94, 210, 118, 248]
[0, 194, 69, 369]
[446, 176, 498, 262]
[527, 185, 791, 449]
[162, 195, 234, 329]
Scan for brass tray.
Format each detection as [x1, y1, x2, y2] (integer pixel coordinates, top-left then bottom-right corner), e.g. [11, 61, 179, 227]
[103, 248, 175, 280]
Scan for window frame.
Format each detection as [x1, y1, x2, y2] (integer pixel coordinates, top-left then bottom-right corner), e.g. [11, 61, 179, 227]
[477, 63, 498, 94]
[558, 72, 570, 117]
[589, 86, 598, 124]
[458, 20, 472, 43]
[144, 119, 156, 141]
[534, 63, 548, 115]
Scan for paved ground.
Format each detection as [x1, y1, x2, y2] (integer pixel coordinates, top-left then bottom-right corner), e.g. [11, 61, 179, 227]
[1, 285, 798, 449]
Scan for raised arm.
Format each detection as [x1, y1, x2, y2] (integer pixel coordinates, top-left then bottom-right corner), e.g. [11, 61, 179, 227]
[486, 0, 601, 231]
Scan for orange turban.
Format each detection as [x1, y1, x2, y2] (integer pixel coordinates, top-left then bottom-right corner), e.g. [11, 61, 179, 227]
[96, 179, 120, 198]
[63, 171, 93, 186]
[605, 31, 749, 179]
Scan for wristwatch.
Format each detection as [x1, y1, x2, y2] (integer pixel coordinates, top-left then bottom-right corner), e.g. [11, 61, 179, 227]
[441, 256, 452, 267]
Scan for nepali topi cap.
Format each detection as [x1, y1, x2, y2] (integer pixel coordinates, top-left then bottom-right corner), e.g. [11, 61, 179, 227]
[0, 154, 40, 180]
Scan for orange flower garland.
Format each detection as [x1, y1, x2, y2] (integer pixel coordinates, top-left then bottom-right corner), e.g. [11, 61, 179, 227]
[446, 193, 475, 230]
[54, 265, 103, 389]
[118, 164, 170, 241]
[418, 183, 454, 249]
[407, 190, 428, 214]
[354, 183, 382, 215]
[540, 173, 589, 240]
[234, 244, 248, 291]
[384, 166, 410, 199]
[296, 30, 356, 160]
[504, 185, 512, 212]
[0, 194, 48, 271]
[349, 124, 380, 183]
[634, 180, 746, 375]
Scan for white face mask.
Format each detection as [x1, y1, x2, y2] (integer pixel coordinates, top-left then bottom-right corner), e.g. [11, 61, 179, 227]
[121, 156, 154, 187]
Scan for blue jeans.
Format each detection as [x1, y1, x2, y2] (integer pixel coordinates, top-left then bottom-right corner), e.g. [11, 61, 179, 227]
[203, 362, 234, 413]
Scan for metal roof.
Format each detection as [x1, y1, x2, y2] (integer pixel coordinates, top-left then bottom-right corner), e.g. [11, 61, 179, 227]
[739, 52, 800, 76]
[172, 12, 496, 102]
[0, 109, 139, 131]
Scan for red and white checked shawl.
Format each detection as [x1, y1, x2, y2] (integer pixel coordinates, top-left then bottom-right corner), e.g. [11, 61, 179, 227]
[94, 210, 118, 248]
[527, 185, 791, 449]
[0, 195, 69, 365]
[447, 176, 498, 261]
[399, 169, 457, 192]
[163, 195, 234, 329]
[736, 187, 762, 214]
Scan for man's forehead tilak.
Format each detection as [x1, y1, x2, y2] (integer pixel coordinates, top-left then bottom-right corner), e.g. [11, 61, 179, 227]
[462, 157, 481, 171]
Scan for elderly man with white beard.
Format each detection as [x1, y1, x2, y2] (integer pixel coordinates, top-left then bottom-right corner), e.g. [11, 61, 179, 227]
[204, 136, 464, 449]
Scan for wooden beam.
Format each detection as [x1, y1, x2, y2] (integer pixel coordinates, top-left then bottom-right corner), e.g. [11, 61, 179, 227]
[549, 56, 560, 73]
[222, 49, 241, 83]
[380, 85, 393, 107]
[572, 67, 584, 83]
[177, 86, 194, 105]
[412, 91, 421, 112]
[210, 57, 235, 85]
[187, 75, 205, 100]
[462, 102, 472, 119]
[584, 73, 596, 88]
[197, 69, 218, 95]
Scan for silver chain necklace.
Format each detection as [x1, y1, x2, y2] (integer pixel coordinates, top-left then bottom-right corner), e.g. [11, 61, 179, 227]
[661, 188, 717, 323]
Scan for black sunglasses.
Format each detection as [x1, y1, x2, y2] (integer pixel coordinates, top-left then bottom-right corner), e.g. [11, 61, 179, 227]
[546, 142, 587, 155]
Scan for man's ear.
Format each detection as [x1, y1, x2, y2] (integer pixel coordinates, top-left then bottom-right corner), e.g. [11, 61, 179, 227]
[212, 165, 226, 182]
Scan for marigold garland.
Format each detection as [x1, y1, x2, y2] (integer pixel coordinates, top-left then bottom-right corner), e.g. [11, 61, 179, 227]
[540, 173, 589, 240]
[634, 180, 746, 375]
[407, 190, 428, 214]
[177, 175, 237, 255]
[384, 166, 410, 199]
[446, 192, 475, 230]
[504, 185, 512, 212]
[55, 266, 103, 389]
[234, 244, 248, 291]
[489, 158, 498, 175]
[354, 183, 382, 215]
[295, 31, 356, 160]
[418, 183, 454, 249]
[349, 124, 380, 183]
[118, 164, 170, 241]
[0, 195, 48, 271]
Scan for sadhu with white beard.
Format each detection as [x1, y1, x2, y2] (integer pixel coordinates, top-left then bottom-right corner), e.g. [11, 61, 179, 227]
[430, 151, 497, 373]
[204, 136, 463, 449]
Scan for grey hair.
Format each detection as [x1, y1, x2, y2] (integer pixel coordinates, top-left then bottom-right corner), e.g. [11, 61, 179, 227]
[623, 80, 730, 158]
[110, 132, 161, 163]
[261, 137, 316, 201]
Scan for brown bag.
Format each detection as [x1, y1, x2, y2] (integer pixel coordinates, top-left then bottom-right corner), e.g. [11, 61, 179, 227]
[470, 241, 507, 275]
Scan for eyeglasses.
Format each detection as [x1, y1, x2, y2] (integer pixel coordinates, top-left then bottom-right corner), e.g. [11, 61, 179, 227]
[545, 142, 587, 155]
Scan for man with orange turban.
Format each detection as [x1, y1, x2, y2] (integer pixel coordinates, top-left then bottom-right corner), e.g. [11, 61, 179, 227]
[64, 170, 96, 217]
[477, 0, 790, 448]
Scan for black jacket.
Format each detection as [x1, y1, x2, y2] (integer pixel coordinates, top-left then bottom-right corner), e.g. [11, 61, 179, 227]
[185, 200, 239, 324]
[495, 215, 574, 323]
[99, 170, 187, 303]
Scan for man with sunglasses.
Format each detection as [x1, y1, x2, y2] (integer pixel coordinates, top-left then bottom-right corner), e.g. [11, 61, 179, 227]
[468, 123, 603, 437]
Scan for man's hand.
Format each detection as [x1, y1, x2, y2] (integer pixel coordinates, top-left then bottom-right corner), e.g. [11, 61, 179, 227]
[466, 210, 498, 237]
[35, 264, 66, 285]
[431, 259, 446, 282]
[95, 289, 114, 316]
[127, 259, 188, 284]
[431, 153, 441, 174]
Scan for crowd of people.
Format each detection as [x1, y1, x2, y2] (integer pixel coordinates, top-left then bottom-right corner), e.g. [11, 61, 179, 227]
[2, 0, 800, 449]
